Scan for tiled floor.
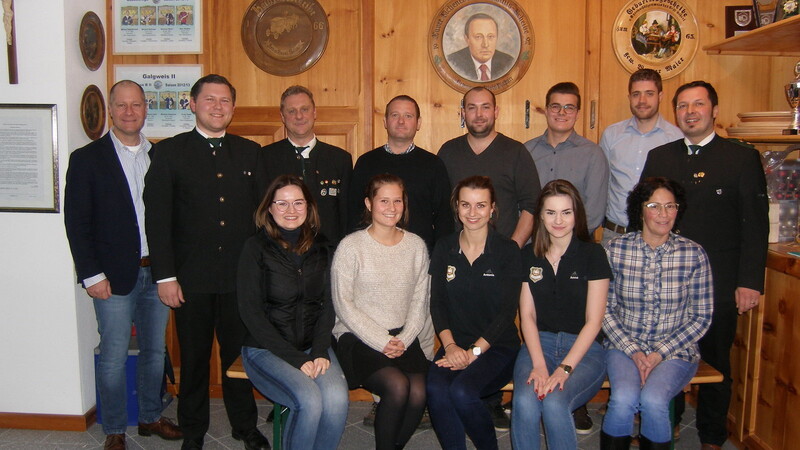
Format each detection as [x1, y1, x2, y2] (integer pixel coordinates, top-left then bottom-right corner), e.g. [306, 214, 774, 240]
[0, 399, 740, 449]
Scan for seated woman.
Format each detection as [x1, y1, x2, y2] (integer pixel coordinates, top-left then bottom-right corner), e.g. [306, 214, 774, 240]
[237, 175, 349, 450]
[601, 177, 713, 449]
[427, 176, 522, 450]
[511, 179, 611, 450]
[331, 173, 430, 450]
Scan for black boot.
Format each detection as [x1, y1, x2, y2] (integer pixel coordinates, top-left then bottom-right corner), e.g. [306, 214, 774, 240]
[638, 435, 671, 450]
[601, 431, 632, 450]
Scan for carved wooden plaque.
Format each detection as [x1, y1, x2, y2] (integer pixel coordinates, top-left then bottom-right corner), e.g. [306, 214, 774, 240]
[241, 0, 329, 76]
[80, 85, 106, 140]
[79, 11, 105, 71]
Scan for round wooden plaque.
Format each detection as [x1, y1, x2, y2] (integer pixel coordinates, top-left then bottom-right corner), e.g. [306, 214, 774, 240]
[80, 85, 106, 140]
[611, 0, 699, 80]
[79, 11, 105, 71]
[241, 0, 329, 76]
[428, 0, 534, 94]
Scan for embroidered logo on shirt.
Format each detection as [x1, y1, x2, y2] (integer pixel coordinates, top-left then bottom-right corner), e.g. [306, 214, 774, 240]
[529, 267, 543, 283]
[716, 188, 722, 195]
[483, 269, 495, 277]
[569, 272, 579, 280]
[446, 265, 456, 282]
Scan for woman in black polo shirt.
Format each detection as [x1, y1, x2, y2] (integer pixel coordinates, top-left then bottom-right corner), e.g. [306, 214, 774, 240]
[510, 179, 611, 450]
[427, 175, 522, 450]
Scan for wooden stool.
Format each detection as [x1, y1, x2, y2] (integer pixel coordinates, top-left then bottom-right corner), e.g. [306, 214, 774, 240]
[227, 357, 289, 450]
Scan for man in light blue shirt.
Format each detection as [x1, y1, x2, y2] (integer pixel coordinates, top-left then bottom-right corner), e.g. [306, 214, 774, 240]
[600, 69, 682, 245]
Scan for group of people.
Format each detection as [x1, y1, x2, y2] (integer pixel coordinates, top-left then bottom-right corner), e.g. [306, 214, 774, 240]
[64, 68, 768, 450]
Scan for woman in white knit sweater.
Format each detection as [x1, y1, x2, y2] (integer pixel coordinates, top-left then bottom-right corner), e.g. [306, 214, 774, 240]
[332, 174, 430, 450]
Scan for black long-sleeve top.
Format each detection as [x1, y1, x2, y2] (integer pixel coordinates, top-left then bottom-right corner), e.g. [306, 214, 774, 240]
[237, 230, 334, 369]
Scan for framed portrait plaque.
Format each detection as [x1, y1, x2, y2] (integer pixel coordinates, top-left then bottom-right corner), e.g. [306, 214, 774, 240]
[80, 85, 106, 140]
[612, 0, 699, 80]
[429, 0, 534, 94]
[113, 0, 202, 54]
[0, 104, 59, 213]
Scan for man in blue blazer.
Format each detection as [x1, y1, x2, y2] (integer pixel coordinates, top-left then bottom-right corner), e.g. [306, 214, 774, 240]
[65, 80, 182, 450]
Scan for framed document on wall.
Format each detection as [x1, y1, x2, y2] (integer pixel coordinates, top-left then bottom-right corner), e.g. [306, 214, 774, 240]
[113, 0, 202, 54]
[0, 104, 59, 213]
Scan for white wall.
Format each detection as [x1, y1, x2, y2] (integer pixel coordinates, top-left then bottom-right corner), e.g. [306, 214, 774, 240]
[0, 0, 106, 416]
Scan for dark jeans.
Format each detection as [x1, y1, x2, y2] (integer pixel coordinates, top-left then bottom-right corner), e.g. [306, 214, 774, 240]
[175, 291, 257, 442]
[696, 303, 737, 446]
[427, 345, 517, 450]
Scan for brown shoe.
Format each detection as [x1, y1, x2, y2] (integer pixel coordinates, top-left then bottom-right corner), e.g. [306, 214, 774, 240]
[700, 444, 722, 450]
[138, 417, 183, 440]
[103, 434, 126, 450]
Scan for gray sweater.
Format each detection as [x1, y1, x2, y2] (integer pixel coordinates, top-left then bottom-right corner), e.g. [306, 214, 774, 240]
[332, 228, 430, 354]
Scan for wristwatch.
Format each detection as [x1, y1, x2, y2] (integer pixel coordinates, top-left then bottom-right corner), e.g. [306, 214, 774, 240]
[558, 363, 572, 375]
[469, 345, 482, 357]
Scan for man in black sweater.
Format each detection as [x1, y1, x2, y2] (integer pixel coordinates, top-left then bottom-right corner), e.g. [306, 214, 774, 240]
[263, 86, 352, 244]
[348, 95, 453, 252]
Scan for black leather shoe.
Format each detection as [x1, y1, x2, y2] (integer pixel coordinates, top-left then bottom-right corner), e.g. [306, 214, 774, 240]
[232, 428, 271, 450]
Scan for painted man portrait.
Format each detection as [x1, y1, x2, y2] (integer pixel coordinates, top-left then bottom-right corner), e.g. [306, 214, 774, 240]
[446, 13, 515, 82]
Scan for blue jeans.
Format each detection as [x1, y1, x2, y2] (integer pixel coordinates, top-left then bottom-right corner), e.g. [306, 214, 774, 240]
[511, 332, 606, 450]
[93, 266, 169, 435]
[427, 345, 517, 450]
[241, 346, 349, 450]
[603, 349, 697, 443]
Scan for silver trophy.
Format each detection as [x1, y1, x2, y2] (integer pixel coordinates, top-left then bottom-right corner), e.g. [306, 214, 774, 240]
[785, 61, 800, 135]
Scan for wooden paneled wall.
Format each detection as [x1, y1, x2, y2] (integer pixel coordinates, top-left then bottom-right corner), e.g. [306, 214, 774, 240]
[106, 0, 797, 397]
[107, 0, 796, 154]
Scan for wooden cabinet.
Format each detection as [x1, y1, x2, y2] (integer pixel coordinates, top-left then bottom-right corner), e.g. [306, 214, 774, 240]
[729, 248, 800, 450]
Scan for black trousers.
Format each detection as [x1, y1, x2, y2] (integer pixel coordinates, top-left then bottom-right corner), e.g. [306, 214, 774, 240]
[174, 291, 257, 442]
[695, 302, 738, 446]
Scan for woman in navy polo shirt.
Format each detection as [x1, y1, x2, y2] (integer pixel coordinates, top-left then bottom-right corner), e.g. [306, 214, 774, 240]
[427, 175, 522, 450]
[511, 179, 611, 450]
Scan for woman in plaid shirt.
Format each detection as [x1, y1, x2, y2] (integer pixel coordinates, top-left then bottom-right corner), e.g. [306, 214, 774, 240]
[601, 177, 713, 449]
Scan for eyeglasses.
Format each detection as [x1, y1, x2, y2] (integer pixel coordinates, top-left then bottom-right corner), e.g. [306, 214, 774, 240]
[272, 200, 307, 212]
[644, 202, 679, 214]
[547, 103, 579, 114]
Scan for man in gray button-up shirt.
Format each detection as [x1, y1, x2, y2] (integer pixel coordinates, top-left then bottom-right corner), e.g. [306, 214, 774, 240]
[526, 82, 609, 232]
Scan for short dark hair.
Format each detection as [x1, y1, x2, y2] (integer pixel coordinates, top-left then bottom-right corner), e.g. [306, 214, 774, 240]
[464, 13, 498, 36]
[255, 174, 321, 254]
[450, 175, 497, 226]
[280, 85, 315, 111]
[361, 174, 409, 228]
[463, 86, 496, 108]
[628, 69, 663, 93]
[546, 82, 581, 110]
[672, 80, 718, 109]
[626, 177, 686, 232]
[190, 74, 236, 103]
[532, 179, 590, 257]
[109, 80, 144, 103]
[385, 95, 420, 119]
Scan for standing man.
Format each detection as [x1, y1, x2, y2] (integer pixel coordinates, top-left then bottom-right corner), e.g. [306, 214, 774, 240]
[348, 95, 453, 252]
[144, 74, 269, 450]
[600, 69, 683, 245]
[641, 81, 769, 450]
[263, 85, 352, 244]
[438, 87, 540, 431]
[439, 86, 540, 248]
[65, 80, 182, 450]
[526, 82, 609, 232]
[446, 13, 515, 82]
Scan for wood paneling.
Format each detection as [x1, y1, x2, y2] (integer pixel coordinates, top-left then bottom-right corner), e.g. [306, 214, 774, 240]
[106, 0, 798, 403]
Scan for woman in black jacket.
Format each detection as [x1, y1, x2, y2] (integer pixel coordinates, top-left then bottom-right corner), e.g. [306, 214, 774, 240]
[237, 174, 348, 450]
